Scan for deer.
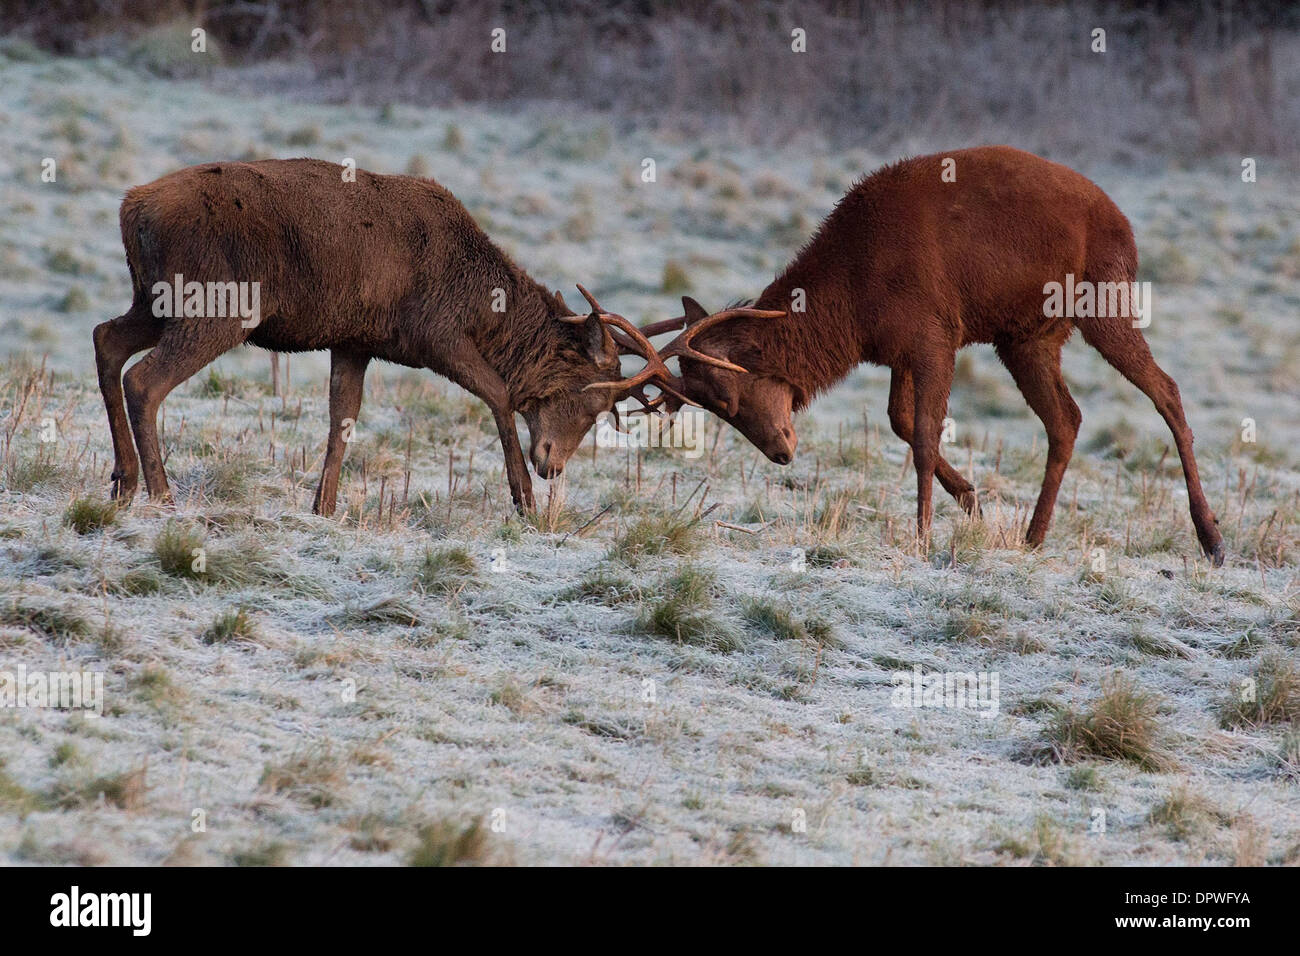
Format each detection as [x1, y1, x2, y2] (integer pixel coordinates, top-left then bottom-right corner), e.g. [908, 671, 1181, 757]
[92, 158, 666, 517]
[622, 146, 1225, 565]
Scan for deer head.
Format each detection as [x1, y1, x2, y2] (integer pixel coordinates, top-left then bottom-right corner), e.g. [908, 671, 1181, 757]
[517, 287, 627, 479]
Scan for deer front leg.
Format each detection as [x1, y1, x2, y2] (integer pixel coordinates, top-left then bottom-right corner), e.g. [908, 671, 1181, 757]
[313, 350, 369, 517]
[440, 342, 534, 513]
[888, 367, 979, 517]
[908, 354, 956, 548]
[491, 406, 536, 513]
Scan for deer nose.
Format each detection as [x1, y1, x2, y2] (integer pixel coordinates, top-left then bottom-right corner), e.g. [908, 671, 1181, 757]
[770, 426, 797, 465]
[533, 441, 562, 478]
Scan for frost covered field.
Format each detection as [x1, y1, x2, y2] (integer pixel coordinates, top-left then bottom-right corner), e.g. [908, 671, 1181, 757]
[1, 51, 1298, 866]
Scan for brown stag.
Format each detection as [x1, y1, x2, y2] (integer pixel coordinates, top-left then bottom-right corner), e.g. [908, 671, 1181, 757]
[630, 146, 1224, 564]
[93, 158, 662, 516]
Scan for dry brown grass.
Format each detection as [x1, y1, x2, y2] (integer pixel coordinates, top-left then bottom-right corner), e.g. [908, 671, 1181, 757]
[1041, 673, 1176, 773]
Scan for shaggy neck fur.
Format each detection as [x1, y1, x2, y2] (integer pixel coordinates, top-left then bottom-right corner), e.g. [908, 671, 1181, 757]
[460, 251, 596, 408]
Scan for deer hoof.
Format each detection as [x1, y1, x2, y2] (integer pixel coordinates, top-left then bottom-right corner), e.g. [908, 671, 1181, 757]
[110, 473, 137, 504]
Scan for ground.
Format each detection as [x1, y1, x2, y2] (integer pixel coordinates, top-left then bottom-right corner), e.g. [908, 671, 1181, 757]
[0, 51, 1298, 865]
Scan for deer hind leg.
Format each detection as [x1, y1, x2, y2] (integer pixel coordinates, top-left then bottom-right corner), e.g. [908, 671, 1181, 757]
[1078, 321, 1224, 565]
[888, 367, 980, 516]
[995, 335, 1080, 548]
[313, 350, 369, 518]
[908, 352, 956, 546]
[122, 321, 246, 502]
[93, 309, 163, 502]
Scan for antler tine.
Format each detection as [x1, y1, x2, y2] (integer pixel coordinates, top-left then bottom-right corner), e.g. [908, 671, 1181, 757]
[558, 286, 643, 354]
[575, 283, 605, 316]
[578, 313, 680, 396]
[626, 384, 666, 414]
[557, 285, 680, 400]
[609, 329, 645, 356]
[637, 316, 688, 338]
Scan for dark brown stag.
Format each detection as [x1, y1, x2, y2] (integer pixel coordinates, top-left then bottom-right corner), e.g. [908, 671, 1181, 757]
[93, 158, 659, 515]
[632, 146, 1224, 564]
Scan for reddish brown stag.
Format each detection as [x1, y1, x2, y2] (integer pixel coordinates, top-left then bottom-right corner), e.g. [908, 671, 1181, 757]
[635, 146, 1224, 564]
[93, 158, 655, 515]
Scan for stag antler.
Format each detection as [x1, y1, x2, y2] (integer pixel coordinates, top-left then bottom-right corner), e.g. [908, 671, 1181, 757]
[558, 285, 693, 412]
[655, 304, 786, 373]
[618, 303, 786, 410]
[562, 287, 785, 414]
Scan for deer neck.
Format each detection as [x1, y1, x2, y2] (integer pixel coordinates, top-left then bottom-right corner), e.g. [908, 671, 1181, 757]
[748, 266, 863, 409]
[473, 278, 570, 406]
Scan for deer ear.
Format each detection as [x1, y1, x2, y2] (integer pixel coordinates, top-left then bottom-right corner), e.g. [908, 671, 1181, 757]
[681, 296, 709, 326]
[582, 310, 616, 365]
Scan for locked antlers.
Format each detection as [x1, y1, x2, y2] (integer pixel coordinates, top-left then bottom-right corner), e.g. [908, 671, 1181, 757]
[631, 300, 786, 410]
[653, 302, 786, 374]
[558, 285, 690, 411]
[562, 285, 785, 413]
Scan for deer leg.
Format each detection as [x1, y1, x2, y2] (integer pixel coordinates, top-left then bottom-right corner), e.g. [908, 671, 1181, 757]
[439, 341, 535, 513]
[908, 353, 956, 545]
[313, 350, 369, 518]
[1079, 323, 1224, 565]
[123, 323, 246, 502]
[888, 367, 979, 516]
[93, 309, 162, 503]
[995, 337, 1081, 548]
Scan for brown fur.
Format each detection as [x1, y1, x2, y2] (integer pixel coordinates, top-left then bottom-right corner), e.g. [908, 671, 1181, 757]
[94, 158, 623, 515]
[670, 146, 1223, 563]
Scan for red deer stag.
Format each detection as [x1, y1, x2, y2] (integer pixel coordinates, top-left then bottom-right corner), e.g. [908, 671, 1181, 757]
[93, 158, 660, 515]
[633, 146, 1224, 564]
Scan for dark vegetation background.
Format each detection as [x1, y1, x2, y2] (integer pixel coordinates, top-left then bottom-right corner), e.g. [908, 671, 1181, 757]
[3, 0, 1297, 159]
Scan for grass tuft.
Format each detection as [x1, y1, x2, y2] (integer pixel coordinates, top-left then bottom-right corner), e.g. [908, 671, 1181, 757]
[415, 545, 478, 594]
[607, 516, 698, 566]
[1041, 673, 1175, 772]
[202, 607, 259, 645]
[62, 497, 118, 534]
[740, 596, 839, 648]
[408, 817, 499, 866]
[1218, 656, 1300, 728]
[557, 569, 640, 606]
[259, 747, 345, 809]
[0, 597, 90, 641]
[50, 766, 148, 810]
[154, 520, 207, 579]
[1149, 784, 1227, 840]
[635, 566, 741, 652]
